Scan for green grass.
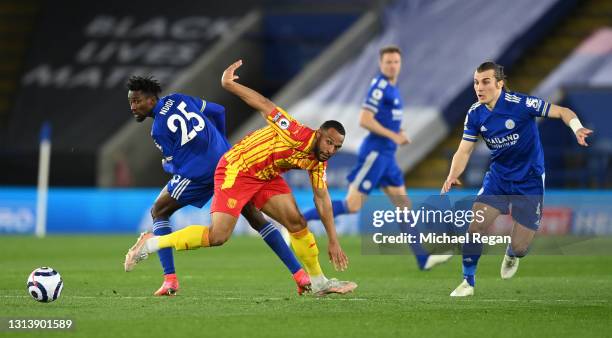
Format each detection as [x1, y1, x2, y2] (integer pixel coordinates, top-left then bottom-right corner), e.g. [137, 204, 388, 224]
[1, 235, 611, 337]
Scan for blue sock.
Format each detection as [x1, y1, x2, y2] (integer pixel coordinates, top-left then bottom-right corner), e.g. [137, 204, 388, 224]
[397, 215, 429, 270]
[506, 245, 527, 258]
[152, 218, 175, 275]
[462, 238, 483, 287]
[259, 223, 302, 274]
[303, 200, 348, 221]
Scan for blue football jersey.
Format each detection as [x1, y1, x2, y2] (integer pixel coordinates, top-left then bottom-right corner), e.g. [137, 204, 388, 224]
[150, 93, 230, 182]
[462, 90, 551, 181]
[361, 73, 404, 153]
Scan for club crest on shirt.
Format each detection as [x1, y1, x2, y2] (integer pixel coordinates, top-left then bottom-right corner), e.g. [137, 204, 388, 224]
[505, 119, 515, 129]
[277, 118, 290, 130]
[227, 198, 237, 209]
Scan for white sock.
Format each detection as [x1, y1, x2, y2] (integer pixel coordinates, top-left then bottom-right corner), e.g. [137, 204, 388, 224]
[310, 274, 328, 289]
[145, 237, 160, 254]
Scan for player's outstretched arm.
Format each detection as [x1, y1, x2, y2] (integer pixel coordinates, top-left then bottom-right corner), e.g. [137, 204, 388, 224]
[441, 140, 476, 193]
[312, 186, 348, 271]
[221, 60, 276, 117]
[547, 105, 593, 147]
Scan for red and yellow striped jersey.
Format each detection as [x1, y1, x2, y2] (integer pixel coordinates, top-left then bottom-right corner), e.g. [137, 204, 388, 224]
[221, 107, 327, 190]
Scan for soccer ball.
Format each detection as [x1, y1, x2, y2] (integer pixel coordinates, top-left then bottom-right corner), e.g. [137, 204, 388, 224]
[27, 267, 63, 303]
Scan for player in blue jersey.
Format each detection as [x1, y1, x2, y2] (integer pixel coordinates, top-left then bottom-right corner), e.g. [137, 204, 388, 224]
[442, 62, 593, 297]
[302, 45, 451, 270]
[125, 76, 311, 296]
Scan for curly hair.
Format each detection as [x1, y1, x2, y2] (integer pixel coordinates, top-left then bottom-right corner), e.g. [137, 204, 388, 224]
[125, 75, 162, 98]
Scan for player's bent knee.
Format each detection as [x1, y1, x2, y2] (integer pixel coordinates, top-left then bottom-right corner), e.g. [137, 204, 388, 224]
[345, 193, 363, 213]
[208, 235, 229, 247]
[208, 229, 231, 247]
[346, 200, 362, 214]
[468, 221, 488, 234]
[285, 214, 307, 233]
[151, 202, 171, 219]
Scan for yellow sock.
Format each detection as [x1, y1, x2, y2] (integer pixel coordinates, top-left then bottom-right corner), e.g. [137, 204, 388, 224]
[158, 225, 210, 251]
[289, 228, 323, 276]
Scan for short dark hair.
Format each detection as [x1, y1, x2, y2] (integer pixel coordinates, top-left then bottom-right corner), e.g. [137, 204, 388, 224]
[476, 61, 508, 90]
[320, 120, 345, 136]
[379, 45, 402, 59]
[126, 75, 162, 98]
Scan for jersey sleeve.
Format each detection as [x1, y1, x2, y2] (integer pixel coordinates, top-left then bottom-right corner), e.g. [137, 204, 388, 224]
[522, 94, 552, 118]
[266, 107, 312, 147]
[200, 99, 227, 136]
[462, 109, 479, 142]
[362, 77, 388, 114]
[308, 161, 328, 190]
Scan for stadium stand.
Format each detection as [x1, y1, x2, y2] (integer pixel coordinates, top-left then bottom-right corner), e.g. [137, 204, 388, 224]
[463, 27, 612, 189]
[535, 28, 612, 187]
[0, 1, 40, 128]
[234, 0, 572, 189]
[0, 0, 366, 186]
[411, 0, 612, 188]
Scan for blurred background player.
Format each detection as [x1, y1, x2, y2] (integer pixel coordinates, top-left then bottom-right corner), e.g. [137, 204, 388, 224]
[125, 60, 357, 296]
[126, 76, 310, 295]
[301, 45, 452, 270]
[442, 61, 593, 297]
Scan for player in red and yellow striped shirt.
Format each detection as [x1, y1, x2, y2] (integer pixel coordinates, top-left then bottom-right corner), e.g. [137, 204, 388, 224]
[212, 105, 329, 216]
[125, 60, 357, 296]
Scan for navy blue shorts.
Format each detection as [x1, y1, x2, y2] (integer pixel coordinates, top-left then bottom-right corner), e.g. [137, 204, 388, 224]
[475, 171, 545, 230]
[166, 174, 214, 208]
[346, 150, 404, 194]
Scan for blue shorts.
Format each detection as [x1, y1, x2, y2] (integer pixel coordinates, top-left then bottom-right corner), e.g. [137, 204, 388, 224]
[475, 171, 545, 230]
[166, 174, 214, 208]
[346, 150, 404, 194]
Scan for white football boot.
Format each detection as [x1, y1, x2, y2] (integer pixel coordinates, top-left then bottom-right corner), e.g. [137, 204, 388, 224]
[423, 251, 454, 270]
[450, 279, 474, 297]
[124, 232, 153, 272]
[500, 254, 520, 279]
[312, 278, 358, 296]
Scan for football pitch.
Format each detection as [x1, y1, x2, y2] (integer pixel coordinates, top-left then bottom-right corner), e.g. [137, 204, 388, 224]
[1, 235, 611, 338]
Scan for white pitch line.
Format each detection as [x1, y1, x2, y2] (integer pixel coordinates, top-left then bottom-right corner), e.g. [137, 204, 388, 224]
[2, 295, 607, 303]
[0, 295, 368, 301]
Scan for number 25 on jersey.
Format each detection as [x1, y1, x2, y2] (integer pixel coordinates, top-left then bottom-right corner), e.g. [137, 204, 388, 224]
[167, 101, 205, 146]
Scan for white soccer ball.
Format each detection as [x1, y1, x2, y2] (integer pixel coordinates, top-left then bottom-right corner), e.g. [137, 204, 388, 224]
[27, 267, 63, 303]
